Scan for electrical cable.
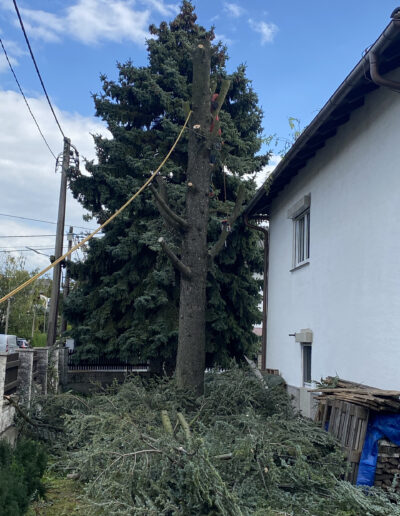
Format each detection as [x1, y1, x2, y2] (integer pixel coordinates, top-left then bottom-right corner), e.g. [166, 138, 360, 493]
[12, 0, 65, 139]
[0, 248, 67, 253]
[0, 37, 57, 160]
[0, 234, 59, 238]
[0, 213, 95, 231]
[0, 111, 192, 305]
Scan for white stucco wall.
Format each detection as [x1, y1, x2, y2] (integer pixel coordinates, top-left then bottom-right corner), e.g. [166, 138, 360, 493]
[266, 76, 400, 390]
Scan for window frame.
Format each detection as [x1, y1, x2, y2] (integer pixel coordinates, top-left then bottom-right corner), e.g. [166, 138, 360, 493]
[292, 208, 310, 269]
[302, 343, 312, 387]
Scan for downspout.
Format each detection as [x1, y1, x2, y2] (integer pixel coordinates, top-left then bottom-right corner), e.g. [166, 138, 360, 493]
[244, 215, 269, 370]
[369, 9, 400, 92]
[369, 51, 400, 92]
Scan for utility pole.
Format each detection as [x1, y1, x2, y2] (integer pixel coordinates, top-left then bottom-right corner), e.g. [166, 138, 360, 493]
[47, 137, 70, 346]
[61, 226, 73, 334]
[5, 297, 12, 334]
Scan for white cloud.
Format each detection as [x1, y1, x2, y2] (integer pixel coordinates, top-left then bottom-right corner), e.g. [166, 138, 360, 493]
[144, 0, 179, 16]
[0, 53, 16, 73]
[249, 19, 278, 45]
[255, 154, 281, 187]
[5, 0, 153, 46]
[0, 89, 110, 271]
[0, 39, 26, 73]
[1, 0, 181, 47]
[214, 33, 233, 46]
[224, 2, 244, 18]
[65, 0, 150, 45]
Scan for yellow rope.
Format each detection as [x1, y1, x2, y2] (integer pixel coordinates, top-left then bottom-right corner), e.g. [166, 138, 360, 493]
[0, 111, 192, 305]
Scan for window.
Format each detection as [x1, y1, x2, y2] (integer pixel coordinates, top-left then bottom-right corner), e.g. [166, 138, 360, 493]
[302, 344, 312, 386]
[293, 209, 310, 267]
[287, 194, 310, 269]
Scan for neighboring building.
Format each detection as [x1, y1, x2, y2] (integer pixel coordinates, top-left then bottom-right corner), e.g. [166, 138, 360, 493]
[245, 10, 400, 416]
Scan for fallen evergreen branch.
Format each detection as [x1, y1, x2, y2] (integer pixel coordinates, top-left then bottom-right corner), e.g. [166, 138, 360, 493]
[21, 367, 400, 515]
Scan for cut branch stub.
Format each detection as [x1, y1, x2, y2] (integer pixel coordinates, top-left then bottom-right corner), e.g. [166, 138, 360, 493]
[150, 184, 189, 232]
[211, 78, 231, 137]
[158, 238, 192, 280]
[209, 184, 246, 259]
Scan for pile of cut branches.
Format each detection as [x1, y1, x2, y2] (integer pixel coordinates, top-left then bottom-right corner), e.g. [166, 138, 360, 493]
[23, 367, 400, 515]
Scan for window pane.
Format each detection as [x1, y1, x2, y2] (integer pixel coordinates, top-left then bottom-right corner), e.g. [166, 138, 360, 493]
[303, 345, 312, 384]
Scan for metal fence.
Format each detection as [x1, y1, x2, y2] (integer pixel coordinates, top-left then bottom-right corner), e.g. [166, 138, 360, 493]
[67, 350, 149, 372]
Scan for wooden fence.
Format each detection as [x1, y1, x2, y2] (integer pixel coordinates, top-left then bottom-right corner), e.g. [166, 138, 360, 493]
[316, 398, 369, 483]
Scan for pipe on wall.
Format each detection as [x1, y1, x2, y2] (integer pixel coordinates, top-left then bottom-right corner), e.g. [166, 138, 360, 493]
[369, 50, 400, 92]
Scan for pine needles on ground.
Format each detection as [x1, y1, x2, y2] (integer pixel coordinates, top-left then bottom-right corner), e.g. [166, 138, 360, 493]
[24, 368, 400, 515]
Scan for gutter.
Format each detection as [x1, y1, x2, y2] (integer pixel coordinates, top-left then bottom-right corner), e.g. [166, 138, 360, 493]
[245, 13, 400, 217]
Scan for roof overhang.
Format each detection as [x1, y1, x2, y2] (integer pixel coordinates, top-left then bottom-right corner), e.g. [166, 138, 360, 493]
[245, 13, 400, 219]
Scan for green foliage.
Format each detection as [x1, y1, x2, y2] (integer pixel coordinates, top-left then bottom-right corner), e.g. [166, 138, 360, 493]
[0, 254, 51, 338]
[64, 1, 269, 370]
[0, 438, 47, 515]
[26, 368, 400, 515]
[32, 332, 47, 348]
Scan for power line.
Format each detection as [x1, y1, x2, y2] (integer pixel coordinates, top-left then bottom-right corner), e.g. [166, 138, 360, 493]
[0, 213, 95, 231]
[12, 0, 65, 139]
[0, 234, 58, 238]
[0, 37, 57, 160]
[0, 247, 68, 253]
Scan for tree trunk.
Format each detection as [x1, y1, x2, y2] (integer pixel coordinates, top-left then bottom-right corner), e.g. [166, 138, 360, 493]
[175, 42, 211, 395]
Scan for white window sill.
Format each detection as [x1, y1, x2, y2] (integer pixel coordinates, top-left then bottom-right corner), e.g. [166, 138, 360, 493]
[290, 260, 310, 273]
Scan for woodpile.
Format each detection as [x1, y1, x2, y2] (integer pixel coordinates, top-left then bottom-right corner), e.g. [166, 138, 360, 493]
[375, 440, 400, 491]
[311, 377, 400, 412]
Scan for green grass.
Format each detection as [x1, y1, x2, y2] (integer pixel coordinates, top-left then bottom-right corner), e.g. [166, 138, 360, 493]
[27, 471, 87, 516]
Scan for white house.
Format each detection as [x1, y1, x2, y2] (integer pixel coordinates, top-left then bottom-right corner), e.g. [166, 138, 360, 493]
[245, 9, 400, 416]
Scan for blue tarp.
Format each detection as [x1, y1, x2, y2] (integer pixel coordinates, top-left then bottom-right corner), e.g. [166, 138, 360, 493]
[356, 413, 400, 486]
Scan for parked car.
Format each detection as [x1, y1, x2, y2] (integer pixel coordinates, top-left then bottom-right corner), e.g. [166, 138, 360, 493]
[0, 334, 19, 354]
[16, 338, 29, 349]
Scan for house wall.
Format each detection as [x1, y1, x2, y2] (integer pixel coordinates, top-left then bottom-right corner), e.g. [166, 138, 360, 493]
[266, 74, 400, 395]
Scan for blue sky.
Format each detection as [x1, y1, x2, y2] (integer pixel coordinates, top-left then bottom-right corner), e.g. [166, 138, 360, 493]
[0, 0, 398, 270]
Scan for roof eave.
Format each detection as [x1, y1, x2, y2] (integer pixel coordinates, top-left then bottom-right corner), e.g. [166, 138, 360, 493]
[245, 17, 400, 219]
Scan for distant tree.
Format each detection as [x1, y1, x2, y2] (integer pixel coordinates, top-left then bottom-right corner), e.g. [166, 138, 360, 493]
[0, 254, 51, 338]
[65, 1, 269, 384]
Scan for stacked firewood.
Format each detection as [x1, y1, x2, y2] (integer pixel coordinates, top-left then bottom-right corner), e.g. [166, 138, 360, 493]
[375, 440, 400, 491]
[311, 377, 400, 412]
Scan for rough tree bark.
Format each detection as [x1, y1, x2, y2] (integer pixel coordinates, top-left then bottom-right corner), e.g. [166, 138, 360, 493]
[152, 40, 236, 394]
[175, 41, 212, 395]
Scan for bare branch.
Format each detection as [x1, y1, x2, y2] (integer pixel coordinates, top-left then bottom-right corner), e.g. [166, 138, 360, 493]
[150, 184, 189, 232]
[211, 79, 230, 136]
[4, 395, 63, 431]
[209, 184, 246, 259]
[244, 355, 268, 390]
[158, 238, 192, 280]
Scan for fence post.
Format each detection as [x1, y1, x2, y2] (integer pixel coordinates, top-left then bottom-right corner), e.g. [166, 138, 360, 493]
[48, 346, 60, 394]
[17, 349, 34, 407]
[58, 347, 69, 389]
[0, 353, 7, 416]
[34, 347, 49, 395]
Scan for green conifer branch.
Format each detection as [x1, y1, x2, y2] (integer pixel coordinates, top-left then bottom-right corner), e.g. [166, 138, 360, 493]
[177, 412, 191, 441]
[161, 410, 173, 435]
[209, 184, 245, 259]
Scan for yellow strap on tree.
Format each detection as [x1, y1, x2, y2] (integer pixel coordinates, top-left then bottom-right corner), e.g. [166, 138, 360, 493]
[0, 111, 192, 305]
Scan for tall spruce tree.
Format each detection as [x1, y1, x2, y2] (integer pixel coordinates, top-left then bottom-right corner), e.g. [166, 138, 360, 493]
[65, 1, 269, 381]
